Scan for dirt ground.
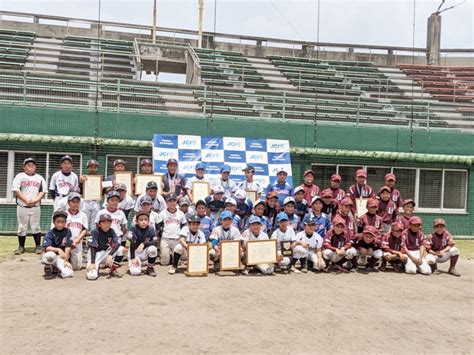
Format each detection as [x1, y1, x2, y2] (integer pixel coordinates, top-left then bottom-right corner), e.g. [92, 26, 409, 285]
[1, 256, 472, 354]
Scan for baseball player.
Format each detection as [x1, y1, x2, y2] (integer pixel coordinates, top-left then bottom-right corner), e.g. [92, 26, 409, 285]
[237, 165, 263, 195]
[282, 197, 301, 232]
[243, 200, 272, 233]
[358, 198, 383, 233]
[290, 215, 325, 273]
[305, 196, 332, 238]
[352, 226, 383, 272]
[11, 157, 47, 255]
[398, 199, 417, 230]
[132, 195, 160, 232]
[299, 170, 320, 204]
[49, 155, 79, 211]
[221, 197, 242, 230]
[178, 197, 195, 220]
[234, 189, 254, 222]
[322, 216, 358, 273]
[264, 168, 294, 206]
[103, 158, 126, 193]
[195, 200, 213, 240]
[334, 197, 356, 239]
[219, 164, 238, 197]
[139, 158, 153, 174]
[162, 158, 187, 199]
[381, 221, 408, 272]
[293, 186, 308, 220]
[346, 169, 374, 217]
[263, 191, 280, 230]
[168, 214, 207, 274]
[320, 189, 338, 219]
[128, 211, 158, 277]
[209, 211, 242, 265]
[185, 162, 208, 202]
[403, 216, 431, 275]
[95, 191, 128, 245]
[241, 216, 275, 275]
[204, 185, 226, 226]
[157, 194, 187, 266]
[377, 186, 398, 232]
[425, 219, 461, 276]
[384, 173, 403, 208]
[80, 159, 102, 230]
[328, 174, 346, 203]
[135, 181, 166, 213]
[270, 212, 295, 270]
[65, 192, 88, 271]
[41, 210, 74, 279]
[113, 183, 135, 218]
[86, 213, 125, 280]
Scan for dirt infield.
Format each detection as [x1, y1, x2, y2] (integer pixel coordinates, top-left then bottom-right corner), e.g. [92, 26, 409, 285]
[1, 256, 473, 354]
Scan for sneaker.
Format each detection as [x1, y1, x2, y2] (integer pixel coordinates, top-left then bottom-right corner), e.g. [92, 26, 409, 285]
[290, 266, 301, 274]
[107, 269, 123, 279]
[146, 266, 157, 277]
[379, 261, 387, 272]
[43, 265, 54, 280]
[301, 267, 308, 273]
[168, 266, 176, 275]
[448, 268, 461, 277]
[393, 263, 403, 273]
[35, 246, 43, 255]
[14, 247, 25, 255]
[242, 267, 250, 276]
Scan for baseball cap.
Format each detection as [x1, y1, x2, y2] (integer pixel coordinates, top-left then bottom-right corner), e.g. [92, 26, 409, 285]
[166, 194, 178, 201]
[379, 186, 391, 194]
[141, 158, 152, 166]
[113, 159, 126, 166]
[311, 195, 323, 205]
[254, 200, 266, 208]
[220, 164, 231, 173]
[294, 186, 304, 194]
[248, 215, 262, 225]
[242, 165, 255, 173]
[266, 191, 278, 200]
[99, 213, 112, 222]
[332, 216, 346, 227]
[220, 211, 233, 220]
[61, 155, 73, 163]
[362, 226, 378, 238]
[195, 199, 206, 208]
[340, 197, 353, 206]
[225, 197, 237, 206]
[67, 192, 81, 201]
[409, 216, 422, 225]
[188, 215, 201, 223]
[367, 198, 379, 208]
[167, 158, 178, 166]
[86, 159, 99, 167]
[195, 162, 206, 170]
[146, 181, 158, 190]
[276, 212, 289, 222]
[234, 189, 247, 200]
[320, 189, 333, 198]
[433, 218, 446, 227]
[106, 191, 120, 200]
[356, 169, 367, 178]
[276, 167, 287, 175]
[331, 174, 342, 182]
[303, 215, 316, 225]
[135, 211, 150, 219]
[140, 196, 153, 205]
[23, 157, 36, 166]
[303, 170, 315, 177]
[391, 221, 404, 231]
[179, 197, 191, 206]
[384, 173, 396, 182]
[403, 199, 416, 207]
[52, 210, 68, 220]
[212, 185, 225, 194]
[114, 183, 127, 191]
[283, 196, 296, 205]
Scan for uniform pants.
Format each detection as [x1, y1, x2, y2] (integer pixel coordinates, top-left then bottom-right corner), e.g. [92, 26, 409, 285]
[17, 206, 41, 236]
[160, 238, 179, 266]
[253, 263, 274, 274]
[70, 246, 83, 271]
[425, 247, 460, 265]
[81, 200, 100, 230]
[277, 252, 291, 268]
[86, 247, 125, 280]
[128, 246, 158, 276]
[42, 252, 74, 278]
[405, 250, 431, 275]
[357, 249, 383, 265]
[323, 247, 357, 263]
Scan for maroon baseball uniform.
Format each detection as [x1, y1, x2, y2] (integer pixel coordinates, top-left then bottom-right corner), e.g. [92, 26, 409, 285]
[323, 229, 352, 250]
[352, 233, 382, 251]
[359, 213, 383, 232]
[402, 229, 425, 251]
[301, 183, 320, 205]
[426, 231, 455, 252]
[334, 211, 356, 239]
[346, 183, 375, 202]
[377, 199, 398, 224]
[330, 187, 346, 203]
[382, 232, 407, 253]
[389, 187, 403, 209]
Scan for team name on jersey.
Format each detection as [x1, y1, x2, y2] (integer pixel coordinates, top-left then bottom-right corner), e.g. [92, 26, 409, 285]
[20, 180, 41, 188]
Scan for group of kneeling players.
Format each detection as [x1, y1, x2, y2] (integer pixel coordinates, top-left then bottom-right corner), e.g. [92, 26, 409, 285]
[12, 155, 461, 279]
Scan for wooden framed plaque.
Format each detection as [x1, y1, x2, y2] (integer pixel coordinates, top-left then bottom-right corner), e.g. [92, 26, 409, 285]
[83, 175, 102, 201]
[246, 240, 278, 266]
[192, 181, 210, 204]
[280, 240, 293, 257]
[186, 243, 209, 276]
[356, 197, 368, 217]
[114, 172, 133, 195]
[219, 240, 241, 271]
[245, 189, 258, 202]
[135, 174, 163, 196]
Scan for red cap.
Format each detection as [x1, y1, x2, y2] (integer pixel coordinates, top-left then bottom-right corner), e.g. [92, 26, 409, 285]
[402, 199, 416, 207]
[409, 216, 422, 225]
[303, 170, 315, 177]
[367, 198, 379, 208]
[362, 225, 378, 237]
[330, 174, 342, 182]
[384, 173, 396, 182]
[356, 169, 367, 178]
[433, 218, 446, 227]
[332, 216, 346, 227]
[320, 189, 333, 198]
[340, 197, 353, 206]
[266, 191, 278, 200]
[379, 185, 391, 194]
[391, 222, 404, 231]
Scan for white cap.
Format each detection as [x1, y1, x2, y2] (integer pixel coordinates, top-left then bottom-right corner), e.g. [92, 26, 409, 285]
[283, 196, 296, 205]
[212, 185, 225, 194]
[225, 197, 237, 206]
[234, 189, 246, 200]
[294, 186, 304, 194]
[277, 167, 287, 174]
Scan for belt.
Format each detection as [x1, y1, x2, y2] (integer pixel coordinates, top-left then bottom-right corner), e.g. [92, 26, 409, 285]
[18, 204, 36, 209]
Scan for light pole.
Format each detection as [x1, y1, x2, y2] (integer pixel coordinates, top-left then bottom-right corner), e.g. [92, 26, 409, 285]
[198, 0, 204, 48]
[152, 0, 157, 44]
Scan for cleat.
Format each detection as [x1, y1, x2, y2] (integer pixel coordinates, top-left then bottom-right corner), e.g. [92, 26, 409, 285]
[430, 263, 438, 273]
[379, 261, 387, 272]
[290, 266, 301, 274]
[14, 247, 25, 255]
[168, 266, 176, 275]
[43, 265, 54, 279]
[107, 269, 123, 279]
[35, 246, 43, 255]
[242, 267, 250, 276]
[301, 267, 308, 273]
[448, 268, 461, 277]
[146, 266, 157, 277]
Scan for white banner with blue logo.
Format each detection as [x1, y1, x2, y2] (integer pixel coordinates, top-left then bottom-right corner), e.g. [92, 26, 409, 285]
[153, 134, 292, 188]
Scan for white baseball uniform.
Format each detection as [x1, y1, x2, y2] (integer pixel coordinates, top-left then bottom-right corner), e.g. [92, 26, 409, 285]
[173, 226, 207, 256]
[94, 208, 128, 241]
[271, 227, 295, 267]
[134, 193, 166, 213]
[292, 230, 326, 270]
[241, 229, 274, 274]
[49, 171, 79, 211]
[219, 178, 238, 197]
[209, 225, 241, 261]
[66, 209, 88, 270]
[157, 208, 187, 265]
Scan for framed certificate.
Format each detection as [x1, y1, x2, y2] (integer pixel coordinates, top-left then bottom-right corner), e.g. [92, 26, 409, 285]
[356, 198, 368, 217]
[280, 240, 293, 257]
[219, 240, 241, 271]
[114, 172, 133, 195]
[186, 243, 209, 276]
[192, 181, 210, 204]
[83, 175, 102, 201]
[246, 240, 278, 266]
[135, 174, 163, 196]
[246, 189, 258, 202]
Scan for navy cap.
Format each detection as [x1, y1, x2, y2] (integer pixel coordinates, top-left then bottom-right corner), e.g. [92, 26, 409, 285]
[146, 181, 158, 190]
[61, 155, 73, 163]
[99, 213, 112, 222]
[187, 215, 201, 223]
[52, 210, 68, 220]
[86, 159, 99, 167]
[67, 192, 81, 201]
[113, 159, 126, 166]
[166, 194, 178, 201]
[303, 215, 316, 225]
[135, 211, 150, 219]
[140, 158, 152, 166]
[106, 191, 120, 200]
[167, 158, 178, 165]
[140, 196, 153, 205]
[23, 157, 36, 166]
[242, 165, 255, 173]
[114, 183, 127, 191]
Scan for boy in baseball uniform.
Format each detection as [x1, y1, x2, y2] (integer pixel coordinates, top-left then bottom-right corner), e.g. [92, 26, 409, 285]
[425, 219, 461, 276]
[241, 215, 275, 275]
[352, 226, 383, 272]
[41, 210, 74, 279]
[205, 185, 226, 226]
[195, 200, 213, 240]
[346, 169, 375, 217]
[132, 195, 160, 232]
[358, 198, 383, 233]
[114, 183, 135, 219]
[179, 197, 195, 220]
[65, 192, 88, 270]
[398, 199, 417, 230]
[264, 168, 294, 206]
[377, 186, 398, 233]
[334, 197, 356, 239]
[168, 215, 207, 274]
[95, 191, 128, 246]
[157, 194, 187, 266]
[264, 191, 280, 229]
[135, 181, 166, 213]
[271, 212, 295, 270]
[320, 189, 338, 219]
[128, 211, 158, 277]
[103, 159, 126, 193]
[299, 170, 319, 204]
[328, 174, 345, 203]
[384, 173, 403, 208]
[234, 188, 254, 221]
[237, 165, 263, 195]
[49, 155, 79, 211]
[80, 159, 101, 230]
[293, 186, 308, 220]
[86, 213, 125, 280]
[243, 200, 272, 233]
[403, 216, 431, 275]
[12, 157, 47, 255]
[380, 221, 407, 272]
[290, 215, 325, 273]
[219, 164, 238, 197]
[221, 197, 242, 230]
[209, 211, 242, 265]
[305, 196, 332, 238]
[185, 162, 208, 202]
[322, 216, 357, 273]
[283, 197, 301, 232]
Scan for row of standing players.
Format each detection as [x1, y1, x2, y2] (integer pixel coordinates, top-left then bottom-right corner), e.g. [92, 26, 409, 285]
[11, 156, 461, 278]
